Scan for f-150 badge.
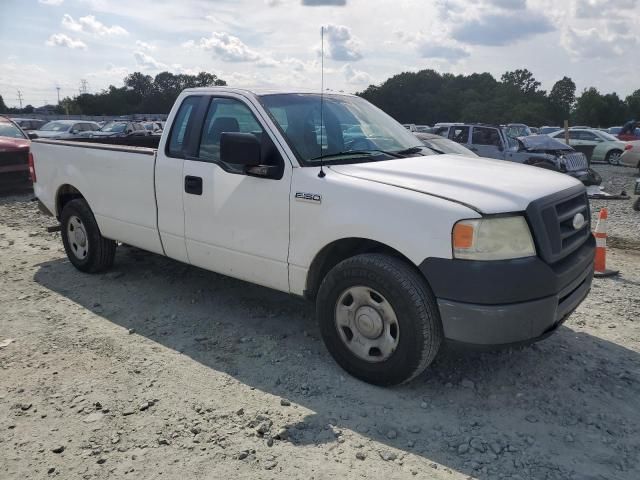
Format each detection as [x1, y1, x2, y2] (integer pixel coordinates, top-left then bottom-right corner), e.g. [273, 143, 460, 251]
[295, 192, 322, 204]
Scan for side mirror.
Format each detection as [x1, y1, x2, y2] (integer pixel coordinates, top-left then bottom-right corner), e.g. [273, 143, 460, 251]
[221, 132, 261, 167]
[27, 132, 39, 140]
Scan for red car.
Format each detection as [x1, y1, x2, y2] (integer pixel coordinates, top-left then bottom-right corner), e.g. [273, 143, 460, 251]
[0, 116, 34, 190]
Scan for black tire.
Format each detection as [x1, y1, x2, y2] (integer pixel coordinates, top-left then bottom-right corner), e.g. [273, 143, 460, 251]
[60, 198, 116, 273]
[606, 150, 622, 165]
[316, 254, 443, 386]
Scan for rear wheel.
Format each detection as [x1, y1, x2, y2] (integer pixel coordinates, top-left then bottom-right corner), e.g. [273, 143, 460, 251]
[60, 198, 116, 273]
[606, 150, 622, 165]
[316, 254, 443, 386]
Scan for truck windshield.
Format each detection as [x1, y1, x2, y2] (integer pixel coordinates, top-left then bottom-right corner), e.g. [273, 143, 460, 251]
[259, 93, 431, 165]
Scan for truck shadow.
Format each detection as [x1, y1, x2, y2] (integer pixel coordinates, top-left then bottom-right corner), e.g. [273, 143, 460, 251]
[34, 246, 640, 479]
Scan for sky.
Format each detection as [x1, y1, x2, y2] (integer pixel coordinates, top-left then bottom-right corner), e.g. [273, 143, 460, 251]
[1, 0, 639, 108]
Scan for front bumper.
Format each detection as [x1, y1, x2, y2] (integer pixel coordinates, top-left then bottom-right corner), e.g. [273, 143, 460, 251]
[420, 236, 595, 347]
[567, 168, 602, 186]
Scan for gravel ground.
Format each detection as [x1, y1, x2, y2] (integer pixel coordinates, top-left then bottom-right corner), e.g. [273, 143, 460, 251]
[1, 165, 639, 480]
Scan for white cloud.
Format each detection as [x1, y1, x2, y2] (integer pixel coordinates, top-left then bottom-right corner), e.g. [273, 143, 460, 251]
[562, 27, 637, 58]
[135, 40, 156, 51]
[45, 33, 87, 50]
[62, 14, 128, 36]
[322, 24, 363, 61]
[342, 64, 371, 84]
[39, 0, 64, 5]
[397, 30, 470, 62]
[133, 50, 167, 70]
[185, 32, 279, 66]
[574, 0, 638, 18]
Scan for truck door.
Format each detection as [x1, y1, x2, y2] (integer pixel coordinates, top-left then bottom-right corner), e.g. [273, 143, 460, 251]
[180, 94, 291, 293]
[470, 126, 505, 159]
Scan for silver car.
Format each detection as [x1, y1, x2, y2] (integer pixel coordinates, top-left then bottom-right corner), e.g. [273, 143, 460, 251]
[35, 120, 100, 140]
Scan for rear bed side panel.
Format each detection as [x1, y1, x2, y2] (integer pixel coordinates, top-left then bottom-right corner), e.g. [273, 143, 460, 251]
[31, 140, 164, 255]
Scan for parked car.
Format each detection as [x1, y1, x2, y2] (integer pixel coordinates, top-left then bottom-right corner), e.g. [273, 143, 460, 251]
[620, 142, 640, 171]
[414, 125, 432, 133]
[11, 118, 48, 132]
[433, 123, 598, 185]
[142, 121, 163, 135]
[530, 127, 539, 135]
[414, 132, 477, 156]
[540, 126, 561, 135]
[86, 121, 150, 138]
[608, 127, 622, 135]
[31, 87, 595, 386]
[402, 123, 417, 132]
[549, 128, 628, 165]
[617, 128, 640, 142]
[0, 116, 33, 189]
[36, 120, 100, 139]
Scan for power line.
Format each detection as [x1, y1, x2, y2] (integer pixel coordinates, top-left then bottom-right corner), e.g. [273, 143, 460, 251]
[16, 90, 23, 109]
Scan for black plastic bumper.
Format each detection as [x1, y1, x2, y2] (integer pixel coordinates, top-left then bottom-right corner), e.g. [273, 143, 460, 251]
[419, 236, 595, 346]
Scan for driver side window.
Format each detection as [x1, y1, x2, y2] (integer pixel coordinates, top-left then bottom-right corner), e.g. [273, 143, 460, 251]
[199, 97, 264, 163]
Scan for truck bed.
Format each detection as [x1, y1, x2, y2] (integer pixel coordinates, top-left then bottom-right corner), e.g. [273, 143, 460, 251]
[31, 138, 164, 255]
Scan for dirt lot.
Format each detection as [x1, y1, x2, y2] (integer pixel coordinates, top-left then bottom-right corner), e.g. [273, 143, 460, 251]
[1, 166, 639, 480]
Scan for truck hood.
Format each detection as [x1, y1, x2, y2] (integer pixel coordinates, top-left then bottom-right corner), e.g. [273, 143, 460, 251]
[329, 155, 581, 214]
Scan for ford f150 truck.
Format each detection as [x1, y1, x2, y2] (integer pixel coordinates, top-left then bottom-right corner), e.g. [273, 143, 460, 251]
[31, 88, 595, 386]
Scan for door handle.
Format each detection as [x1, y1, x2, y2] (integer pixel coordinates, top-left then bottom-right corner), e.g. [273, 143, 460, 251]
[184, 176, 203, 195]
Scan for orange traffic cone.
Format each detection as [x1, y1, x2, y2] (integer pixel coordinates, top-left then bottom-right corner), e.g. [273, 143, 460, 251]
[593, 208, 619, 278]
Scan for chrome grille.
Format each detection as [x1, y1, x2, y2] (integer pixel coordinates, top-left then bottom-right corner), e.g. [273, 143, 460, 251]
[562, 152, 587, 171]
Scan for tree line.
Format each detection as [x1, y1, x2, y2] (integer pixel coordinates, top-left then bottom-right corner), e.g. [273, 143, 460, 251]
[358, 69, 640, 127]
[1, 68, 639, 128]
[0, 71, 226, 116]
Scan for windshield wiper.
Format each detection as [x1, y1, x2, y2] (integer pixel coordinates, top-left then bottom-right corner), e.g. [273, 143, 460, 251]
[394, 146, 427, 155]
[309, 150, 403, 162]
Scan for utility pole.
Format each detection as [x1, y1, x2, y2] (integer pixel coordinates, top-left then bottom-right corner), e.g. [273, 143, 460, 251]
[79, 79, 89, 95]
[56, 86, 61, 104]
[17, 90, 23, 109]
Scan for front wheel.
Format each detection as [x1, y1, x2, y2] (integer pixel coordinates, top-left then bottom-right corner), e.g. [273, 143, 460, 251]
[606, 150, 622, 165]
[60, 198, 116, 273]
[316, 254, 443, 386]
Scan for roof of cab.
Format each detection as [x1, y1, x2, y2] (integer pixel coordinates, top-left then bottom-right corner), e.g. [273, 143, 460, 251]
[180, 86, 357, 98]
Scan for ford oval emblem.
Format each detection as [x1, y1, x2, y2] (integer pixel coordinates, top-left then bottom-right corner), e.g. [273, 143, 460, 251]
[572, 213, 585, 230]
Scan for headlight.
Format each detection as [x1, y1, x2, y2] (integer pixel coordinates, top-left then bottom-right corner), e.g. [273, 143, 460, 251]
[452, 216, 536, 261]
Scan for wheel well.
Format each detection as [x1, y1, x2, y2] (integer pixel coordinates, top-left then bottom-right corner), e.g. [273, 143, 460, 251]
[56, 184, 85, 218]
[304, 238, 417, 300]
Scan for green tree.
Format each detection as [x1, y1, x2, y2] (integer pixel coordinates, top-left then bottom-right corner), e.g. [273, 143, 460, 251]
[573, 88, 607, 126]
[548, 76, 576, 123]
[626, 89, 640, 119]
[0, 94, 7, 113]
[500, 69, 542, 95]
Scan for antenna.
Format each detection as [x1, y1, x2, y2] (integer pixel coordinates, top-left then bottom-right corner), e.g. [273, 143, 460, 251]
[318, 26, 326, 178]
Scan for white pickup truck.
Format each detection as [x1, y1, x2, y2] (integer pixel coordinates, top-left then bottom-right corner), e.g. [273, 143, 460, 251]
[31, 87, 595, 386]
